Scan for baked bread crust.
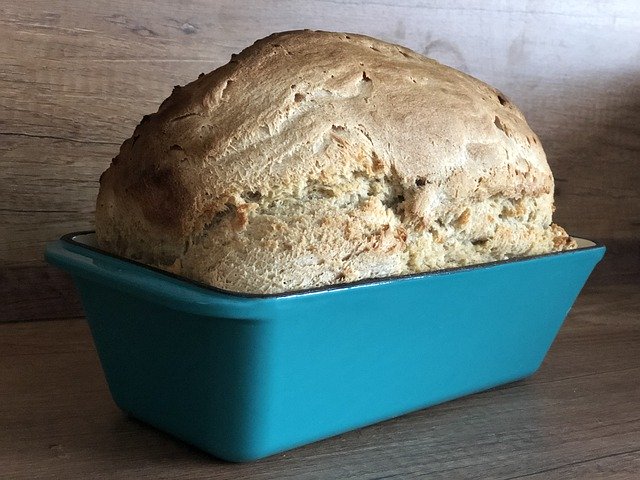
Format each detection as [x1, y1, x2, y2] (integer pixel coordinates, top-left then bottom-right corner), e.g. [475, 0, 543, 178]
[96, 30, 575, 293]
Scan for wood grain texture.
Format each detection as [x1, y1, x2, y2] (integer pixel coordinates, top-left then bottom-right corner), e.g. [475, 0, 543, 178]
[1, 283, 639, 479]
[1, 0, 639, 321]
[0, 265, 83, 323]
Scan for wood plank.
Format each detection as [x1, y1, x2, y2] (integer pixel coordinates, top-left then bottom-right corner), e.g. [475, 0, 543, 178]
[507, 452, 640, 480]
[1, 135, 106, 266]
[0, 284, 639, 478]
[2, 0, 639, 320]
[587, 239, 640, 286]
[0, 265, 83, 323]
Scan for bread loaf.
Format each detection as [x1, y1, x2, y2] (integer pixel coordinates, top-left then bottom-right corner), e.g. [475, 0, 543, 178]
[96, 30, 575, 294]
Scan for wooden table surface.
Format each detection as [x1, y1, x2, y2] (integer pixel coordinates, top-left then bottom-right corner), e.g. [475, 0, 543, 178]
[2, 282, 638, 479]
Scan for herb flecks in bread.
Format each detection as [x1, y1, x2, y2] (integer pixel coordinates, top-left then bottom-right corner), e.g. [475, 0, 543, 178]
[96, 30, 575, 294]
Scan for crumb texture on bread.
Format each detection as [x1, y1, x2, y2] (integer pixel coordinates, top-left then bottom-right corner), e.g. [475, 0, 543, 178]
[96, 30, 575, 294]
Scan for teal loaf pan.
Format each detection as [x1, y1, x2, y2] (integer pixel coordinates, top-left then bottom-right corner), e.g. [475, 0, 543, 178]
[46, 232, 604, 462]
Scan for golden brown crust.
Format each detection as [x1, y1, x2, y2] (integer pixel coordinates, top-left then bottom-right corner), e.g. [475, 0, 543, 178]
[96, 30, 574, 293]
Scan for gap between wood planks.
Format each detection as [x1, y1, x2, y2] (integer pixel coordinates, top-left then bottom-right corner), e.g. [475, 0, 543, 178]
[0, 131, 120, 146]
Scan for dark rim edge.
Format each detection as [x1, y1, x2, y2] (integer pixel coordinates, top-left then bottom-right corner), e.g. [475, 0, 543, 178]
[60, 231, 605, 300]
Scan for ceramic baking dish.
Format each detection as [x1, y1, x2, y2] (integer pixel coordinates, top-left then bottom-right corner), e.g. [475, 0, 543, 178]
[45, 232, 604, 461]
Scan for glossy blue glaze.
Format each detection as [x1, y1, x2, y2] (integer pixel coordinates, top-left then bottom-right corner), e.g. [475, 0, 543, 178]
[46, 233, 604, 461]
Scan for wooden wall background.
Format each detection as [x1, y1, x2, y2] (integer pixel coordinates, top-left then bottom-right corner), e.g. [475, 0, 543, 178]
[2, 0, 639, 321]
